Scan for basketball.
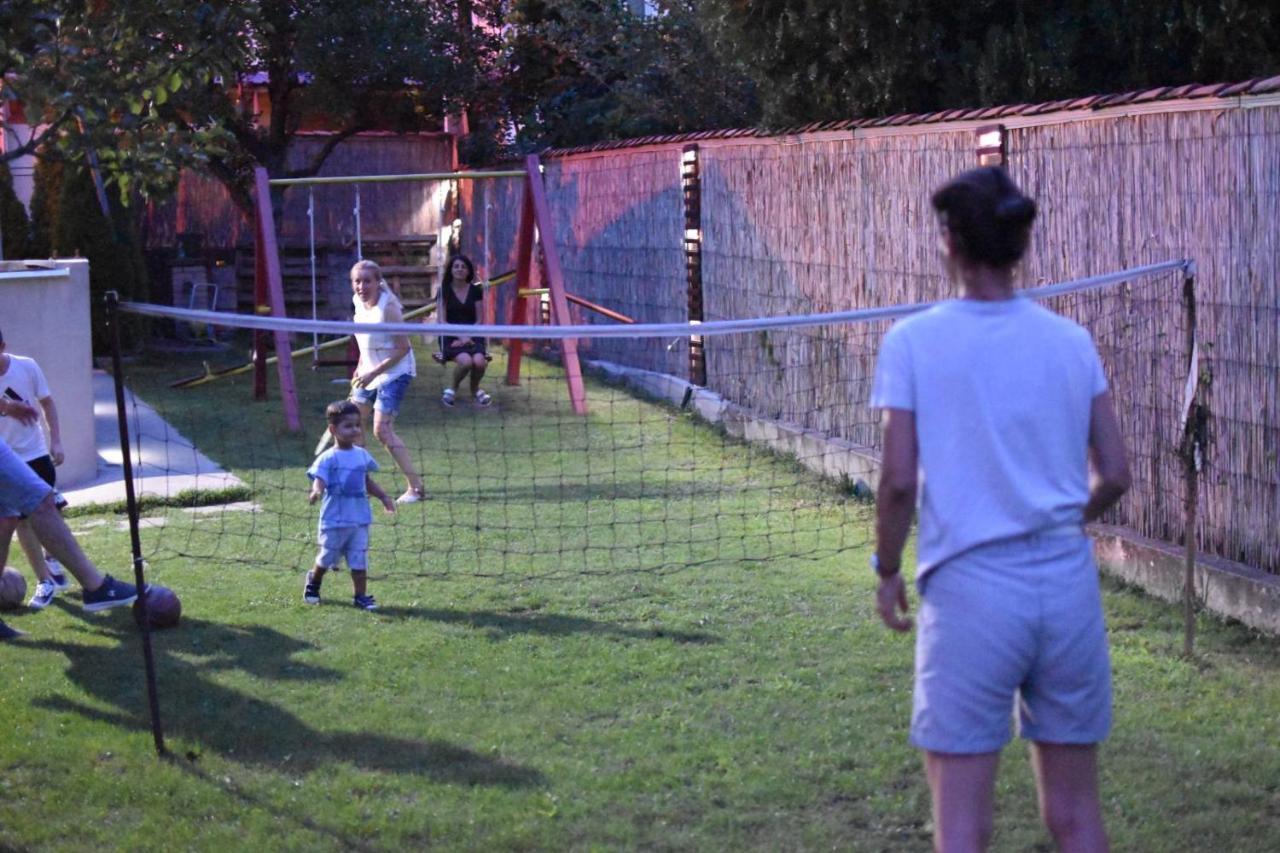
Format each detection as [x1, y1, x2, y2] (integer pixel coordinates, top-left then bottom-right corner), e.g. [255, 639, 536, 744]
[0, 567, 27, 609]
[133, 585, 182, 629]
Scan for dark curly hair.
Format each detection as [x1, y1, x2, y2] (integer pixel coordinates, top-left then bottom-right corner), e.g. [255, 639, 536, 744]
[931, 167, 1037, 269]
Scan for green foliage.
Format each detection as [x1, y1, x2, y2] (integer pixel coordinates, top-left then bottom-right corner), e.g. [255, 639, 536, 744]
[501, 0, 759, 151]
[0, 0, 245, 200]
[0, 159, 30, 260]
[53, 166, 147, 354]
[699, 0, 1280, 125]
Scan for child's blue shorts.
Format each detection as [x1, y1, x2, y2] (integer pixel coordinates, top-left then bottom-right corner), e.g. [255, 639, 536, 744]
[910, 526, 1112, 754]
[351, 373, 412, 416]
[316, 525, 370, 571]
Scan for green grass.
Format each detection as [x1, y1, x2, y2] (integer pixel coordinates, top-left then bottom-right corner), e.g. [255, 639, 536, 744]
[1, 343, 1278, 851]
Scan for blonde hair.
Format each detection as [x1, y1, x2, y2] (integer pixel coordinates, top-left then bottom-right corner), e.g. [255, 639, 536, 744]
[350, 259, 400, 307]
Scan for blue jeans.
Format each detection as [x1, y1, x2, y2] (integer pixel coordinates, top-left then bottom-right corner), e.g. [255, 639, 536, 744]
[351, 373, 413, 416]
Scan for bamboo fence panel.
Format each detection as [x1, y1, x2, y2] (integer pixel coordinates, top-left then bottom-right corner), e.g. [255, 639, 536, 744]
[1013, 108, 1280, 573]
[459, 172, 528, 323]
[540, 150, 688, 374]
[698, 132, 969, 452]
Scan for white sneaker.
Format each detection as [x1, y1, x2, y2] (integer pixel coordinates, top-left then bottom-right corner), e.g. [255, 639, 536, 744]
[29, 578, 58, 610]
[46, 558, 71, 590]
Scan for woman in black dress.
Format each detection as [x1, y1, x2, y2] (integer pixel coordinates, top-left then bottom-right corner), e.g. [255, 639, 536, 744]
[436, 254, 492, 407]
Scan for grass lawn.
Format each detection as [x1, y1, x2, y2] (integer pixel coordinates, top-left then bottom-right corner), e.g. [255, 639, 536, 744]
[1, 341, 1278, 851]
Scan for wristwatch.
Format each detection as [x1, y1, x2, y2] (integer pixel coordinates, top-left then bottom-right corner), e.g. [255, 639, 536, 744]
[870, 553, 899, 578]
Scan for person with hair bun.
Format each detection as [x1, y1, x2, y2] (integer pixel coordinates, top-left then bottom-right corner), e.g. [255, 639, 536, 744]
[870, 167, 1130, 851]
[348, 259, 426, 504]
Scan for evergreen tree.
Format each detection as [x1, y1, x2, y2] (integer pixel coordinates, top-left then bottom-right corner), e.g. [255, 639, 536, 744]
[26, 154, 63, 260]
[0, 160, 31, 261]
[54, 166, 145, 354]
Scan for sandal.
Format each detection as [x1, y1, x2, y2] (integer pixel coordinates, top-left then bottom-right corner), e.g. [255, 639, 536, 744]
[474, 390, 492, 408]
[441, 388, 456, 407]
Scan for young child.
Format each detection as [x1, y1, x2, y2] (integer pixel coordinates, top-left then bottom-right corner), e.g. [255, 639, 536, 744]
[0, 326, 72, 610]
[305, 400, 396, 610]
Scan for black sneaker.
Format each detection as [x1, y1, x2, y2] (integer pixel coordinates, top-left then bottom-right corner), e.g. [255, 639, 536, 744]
[82, 575, 138, 612]
[303, 574, 321, 605]
[0, 619, 23, 641]
[352, 593, 377, 611]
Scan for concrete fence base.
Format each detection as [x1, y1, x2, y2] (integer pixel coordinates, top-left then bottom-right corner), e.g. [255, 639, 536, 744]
[585, 358, 1280, 637]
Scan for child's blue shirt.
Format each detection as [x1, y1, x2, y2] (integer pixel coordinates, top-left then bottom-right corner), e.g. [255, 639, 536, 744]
[308, 446, 379, 530]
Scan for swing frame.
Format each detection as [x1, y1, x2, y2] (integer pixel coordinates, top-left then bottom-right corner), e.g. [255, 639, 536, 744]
[251, 158, 588, 431]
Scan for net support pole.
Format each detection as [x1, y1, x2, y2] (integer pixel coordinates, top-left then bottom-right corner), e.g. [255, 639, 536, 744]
[524, 154, 587, 415]
[1180, 262, 1202, 657]
[252, 167, 302, 431]
[505, 176, 537, 386]
[105, 291, 167, 757]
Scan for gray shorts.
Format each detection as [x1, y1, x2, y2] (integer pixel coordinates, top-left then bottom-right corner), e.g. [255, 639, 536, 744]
[910, 528, 1112, 753]
[316, 525, 370, 571]
[0, 438, 54, 518]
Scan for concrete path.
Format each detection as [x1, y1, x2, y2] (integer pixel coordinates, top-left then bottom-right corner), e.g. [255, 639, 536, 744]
[60, 372, 243, 507]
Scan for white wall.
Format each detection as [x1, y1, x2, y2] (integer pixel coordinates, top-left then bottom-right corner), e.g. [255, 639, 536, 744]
[0, 260, 96, 486]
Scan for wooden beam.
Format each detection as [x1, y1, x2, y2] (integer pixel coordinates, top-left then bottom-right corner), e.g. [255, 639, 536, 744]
[524, 155, 587, 415]
[253, 168, 302, 431]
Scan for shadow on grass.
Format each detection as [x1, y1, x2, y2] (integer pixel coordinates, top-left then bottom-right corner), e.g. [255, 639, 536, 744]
[26, 608, 544, 788]
[374, 605, 719, 644]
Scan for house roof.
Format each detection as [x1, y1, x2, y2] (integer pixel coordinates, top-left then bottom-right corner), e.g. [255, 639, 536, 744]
[538, 75, 1280, 158]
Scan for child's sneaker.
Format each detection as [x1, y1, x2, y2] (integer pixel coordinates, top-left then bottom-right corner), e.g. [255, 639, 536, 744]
[28, 578, 58, 610]
[82, 575, 138, 612]
[303, 574, 321, 605]
[46, 558, 71, 590]
[352, 593, 377, 611]
[441, 387, 456, 407]
[0, 619, 23, 641]
[474, 389, 492, 407]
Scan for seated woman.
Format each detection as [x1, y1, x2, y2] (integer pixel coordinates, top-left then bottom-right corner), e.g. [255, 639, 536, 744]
[436, 254, 492, 407]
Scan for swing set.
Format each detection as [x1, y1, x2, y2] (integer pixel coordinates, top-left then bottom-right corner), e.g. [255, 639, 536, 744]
[180, 155, 634, 428]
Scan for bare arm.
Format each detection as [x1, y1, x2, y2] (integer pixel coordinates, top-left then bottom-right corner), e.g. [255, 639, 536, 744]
[874, 408, 918, 632]
[0, 397, 39, 425]
[1083, 390, 1131, 522]
[39, 395, 63, 465]
[308, 477, 326, 505]
[366, 474, 396, 513]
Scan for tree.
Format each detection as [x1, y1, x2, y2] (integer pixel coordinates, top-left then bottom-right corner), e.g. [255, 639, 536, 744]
[0, 0, 243, 199]
[699, 0, 1280, 125]
[501, 0, 759, 151]
[160, 0, 496, 218]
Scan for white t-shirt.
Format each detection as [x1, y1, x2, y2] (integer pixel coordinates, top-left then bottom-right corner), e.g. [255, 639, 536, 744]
[870, 296, 1108, 584]
[353, 288, 415, 389]
[0, 354, 52, 461]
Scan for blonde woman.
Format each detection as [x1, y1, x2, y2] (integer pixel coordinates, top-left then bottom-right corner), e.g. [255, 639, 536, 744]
[348, 259, 426, 504]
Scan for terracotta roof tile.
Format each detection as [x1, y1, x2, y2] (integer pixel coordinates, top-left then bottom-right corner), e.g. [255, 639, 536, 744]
[1250, 75, 1280, 94]
[1218, 79, 1259, 96]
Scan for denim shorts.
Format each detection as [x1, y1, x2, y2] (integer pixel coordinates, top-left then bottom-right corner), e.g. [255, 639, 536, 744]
[317, 525, 370, 571]
[910, 528, 1112, 753]
[0, 438, 53, 518]
[351, 373, 412, 416]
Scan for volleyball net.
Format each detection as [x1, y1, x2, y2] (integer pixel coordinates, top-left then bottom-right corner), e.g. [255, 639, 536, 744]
[107, 259, 1194, 582]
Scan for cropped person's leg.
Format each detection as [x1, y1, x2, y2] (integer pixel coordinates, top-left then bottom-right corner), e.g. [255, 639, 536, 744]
[925, 750, 1000, 853]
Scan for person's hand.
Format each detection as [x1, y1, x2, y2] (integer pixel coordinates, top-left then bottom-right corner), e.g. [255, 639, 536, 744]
[0, 400, 39, 425]
[381, 496, 397, 514]
[49, 440, 65, 466]
[876, 572, 914, 632]
[456, 336, 472, 346]
[308, 487, 321, 505]
[351, 371, 370, 389]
